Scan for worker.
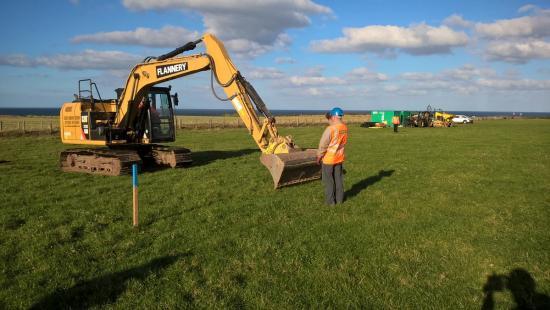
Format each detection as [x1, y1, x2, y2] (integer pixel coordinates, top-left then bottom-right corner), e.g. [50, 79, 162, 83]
[317, 107, 348, 205]
[392, 115, 400, 133]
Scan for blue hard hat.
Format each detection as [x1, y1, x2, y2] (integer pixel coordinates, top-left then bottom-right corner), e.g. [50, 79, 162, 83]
[330, 107, 344, 117]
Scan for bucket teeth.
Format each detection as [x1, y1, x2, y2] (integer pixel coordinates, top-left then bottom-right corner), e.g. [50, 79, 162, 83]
[260, 149, 321, 189]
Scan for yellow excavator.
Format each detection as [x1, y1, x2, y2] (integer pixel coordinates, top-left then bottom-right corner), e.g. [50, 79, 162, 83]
[434, 110, 454, 127]
[59, 33, 320, 188]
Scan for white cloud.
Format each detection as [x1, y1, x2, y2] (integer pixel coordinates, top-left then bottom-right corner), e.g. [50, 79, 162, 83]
[441, 64, 496, 80]
[0, 54, 35, 67]
[346, 67, 388, 81]
[304, 87, 332, 96]
[288, 76, 346, 86]
[72, 26, 199, 47]
[398, 64, 550, 94]
[475, 10, 550, 39]
[443, 14, 472, 28]
[518, 4, 539, 14]
[310, 23, 468, 55]
[223, 34, 291, 58]
[246, 67, 285, 80]
[267, 66, 387, 100]
[384, 84, 400, 92]
[484, 39, 550, 63]
[400, 72, 435, 81]
[275, 57, 296, 64]
[303, 65, 325, 77]
[0, 50, 140, 70]
[476, 78, 550, 90]
[473, 7, 550, 64]
[122, 0, 331, 56]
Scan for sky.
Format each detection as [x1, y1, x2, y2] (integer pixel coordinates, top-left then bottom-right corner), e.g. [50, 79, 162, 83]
[0, 0, 549, 112]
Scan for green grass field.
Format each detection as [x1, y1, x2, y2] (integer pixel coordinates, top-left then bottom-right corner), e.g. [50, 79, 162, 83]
[1, 120, 549, 309]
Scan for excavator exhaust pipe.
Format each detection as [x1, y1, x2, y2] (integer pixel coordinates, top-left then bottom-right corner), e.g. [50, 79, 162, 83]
[260, 149, 321, 189]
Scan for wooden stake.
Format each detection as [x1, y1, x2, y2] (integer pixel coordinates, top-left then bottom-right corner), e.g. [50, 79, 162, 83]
[132, 164, 139, 227]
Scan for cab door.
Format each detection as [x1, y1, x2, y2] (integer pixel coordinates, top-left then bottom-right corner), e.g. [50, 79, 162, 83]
[148, 90, 175, 142]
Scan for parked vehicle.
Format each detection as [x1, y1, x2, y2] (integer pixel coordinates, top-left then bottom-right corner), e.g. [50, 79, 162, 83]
[452, 115, 474, 124]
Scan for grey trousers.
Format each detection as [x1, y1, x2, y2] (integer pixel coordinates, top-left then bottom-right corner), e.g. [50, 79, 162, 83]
[322, 163, 344, 205]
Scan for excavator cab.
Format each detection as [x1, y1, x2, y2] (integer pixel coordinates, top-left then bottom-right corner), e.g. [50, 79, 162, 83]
[114, 86, 176, 144]
[143, 87, 176, 143]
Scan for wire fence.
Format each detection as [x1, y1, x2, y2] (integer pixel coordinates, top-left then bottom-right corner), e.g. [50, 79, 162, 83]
[0, 114, 372, 135]
[0, 119, 59, 134]
[0, 114, 538, 136]
[173, 114, 370, 129]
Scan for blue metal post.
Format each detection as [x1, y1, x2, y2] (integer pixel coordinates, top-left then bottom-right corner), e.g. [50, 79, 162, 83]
[132, 164, 138, 227]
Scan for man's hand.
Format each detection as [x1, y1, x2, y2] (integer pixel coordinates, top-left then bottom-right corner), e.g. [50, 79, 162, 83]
[316, 155, 323, 165]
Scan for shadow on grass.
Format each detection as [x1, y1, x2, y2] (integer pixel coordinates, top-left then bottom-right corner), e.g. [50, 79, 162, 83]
[346, 169, 395, 200]
[30, 253, 189, 309]
[140, 148, 258, 173]
[482, 268, 550, 310]
[191, 149, 257, 167]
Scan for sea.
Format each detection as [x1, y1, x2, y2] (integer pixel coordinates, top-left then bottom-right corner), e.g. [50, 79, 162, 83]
[0, 107, 549, 118]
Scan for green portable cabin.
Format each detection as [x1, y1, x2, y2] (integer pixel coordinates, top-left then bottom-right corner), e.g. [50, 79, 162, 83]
[394, 111, 412, 126]
[370, 110, 395, 126]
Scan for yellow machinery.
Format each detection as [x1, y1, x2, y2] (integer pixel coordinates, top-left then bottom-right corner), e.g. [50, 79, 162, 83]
[434, 110, 454, 127]
[60, 33, 320, 188]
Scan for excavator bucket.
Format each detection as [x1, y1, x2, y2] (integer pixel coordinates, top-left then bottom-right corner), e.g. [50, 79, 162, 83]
[260, 149, 321, 189]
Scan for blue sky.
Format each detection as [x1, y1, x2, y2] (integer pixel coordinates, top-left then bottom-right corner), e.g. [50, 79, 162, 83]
[0, 0, 549, 112]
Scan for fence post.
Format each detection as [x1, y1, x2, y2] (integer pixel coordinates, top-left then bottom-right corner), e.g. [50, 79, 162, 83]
[237, 118, 240, 128]
[0, 121, 2, 132]
[22, 121, 26, 132]
[49, 121, 53, 134]
[209, 119, 212, 129]
[222, 116, 225, 128]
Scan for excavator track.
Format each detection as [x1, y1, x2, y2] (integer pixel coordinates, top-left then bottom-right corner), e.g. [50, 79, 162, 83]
[60, 145, 193, 176]
[150, 145, 192, 168]
[60, 148, 142, 176]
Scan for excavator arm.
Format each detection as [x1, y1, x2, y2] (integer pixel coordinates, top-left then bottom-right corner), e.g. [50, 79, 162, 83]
[114, 33, 320, 188]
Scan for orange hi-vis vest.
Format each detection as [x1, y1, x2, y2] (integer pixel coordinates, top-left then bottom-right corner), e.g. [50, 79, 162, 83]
[323, 123, 348, 165]
[392, 116, 400, 125]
